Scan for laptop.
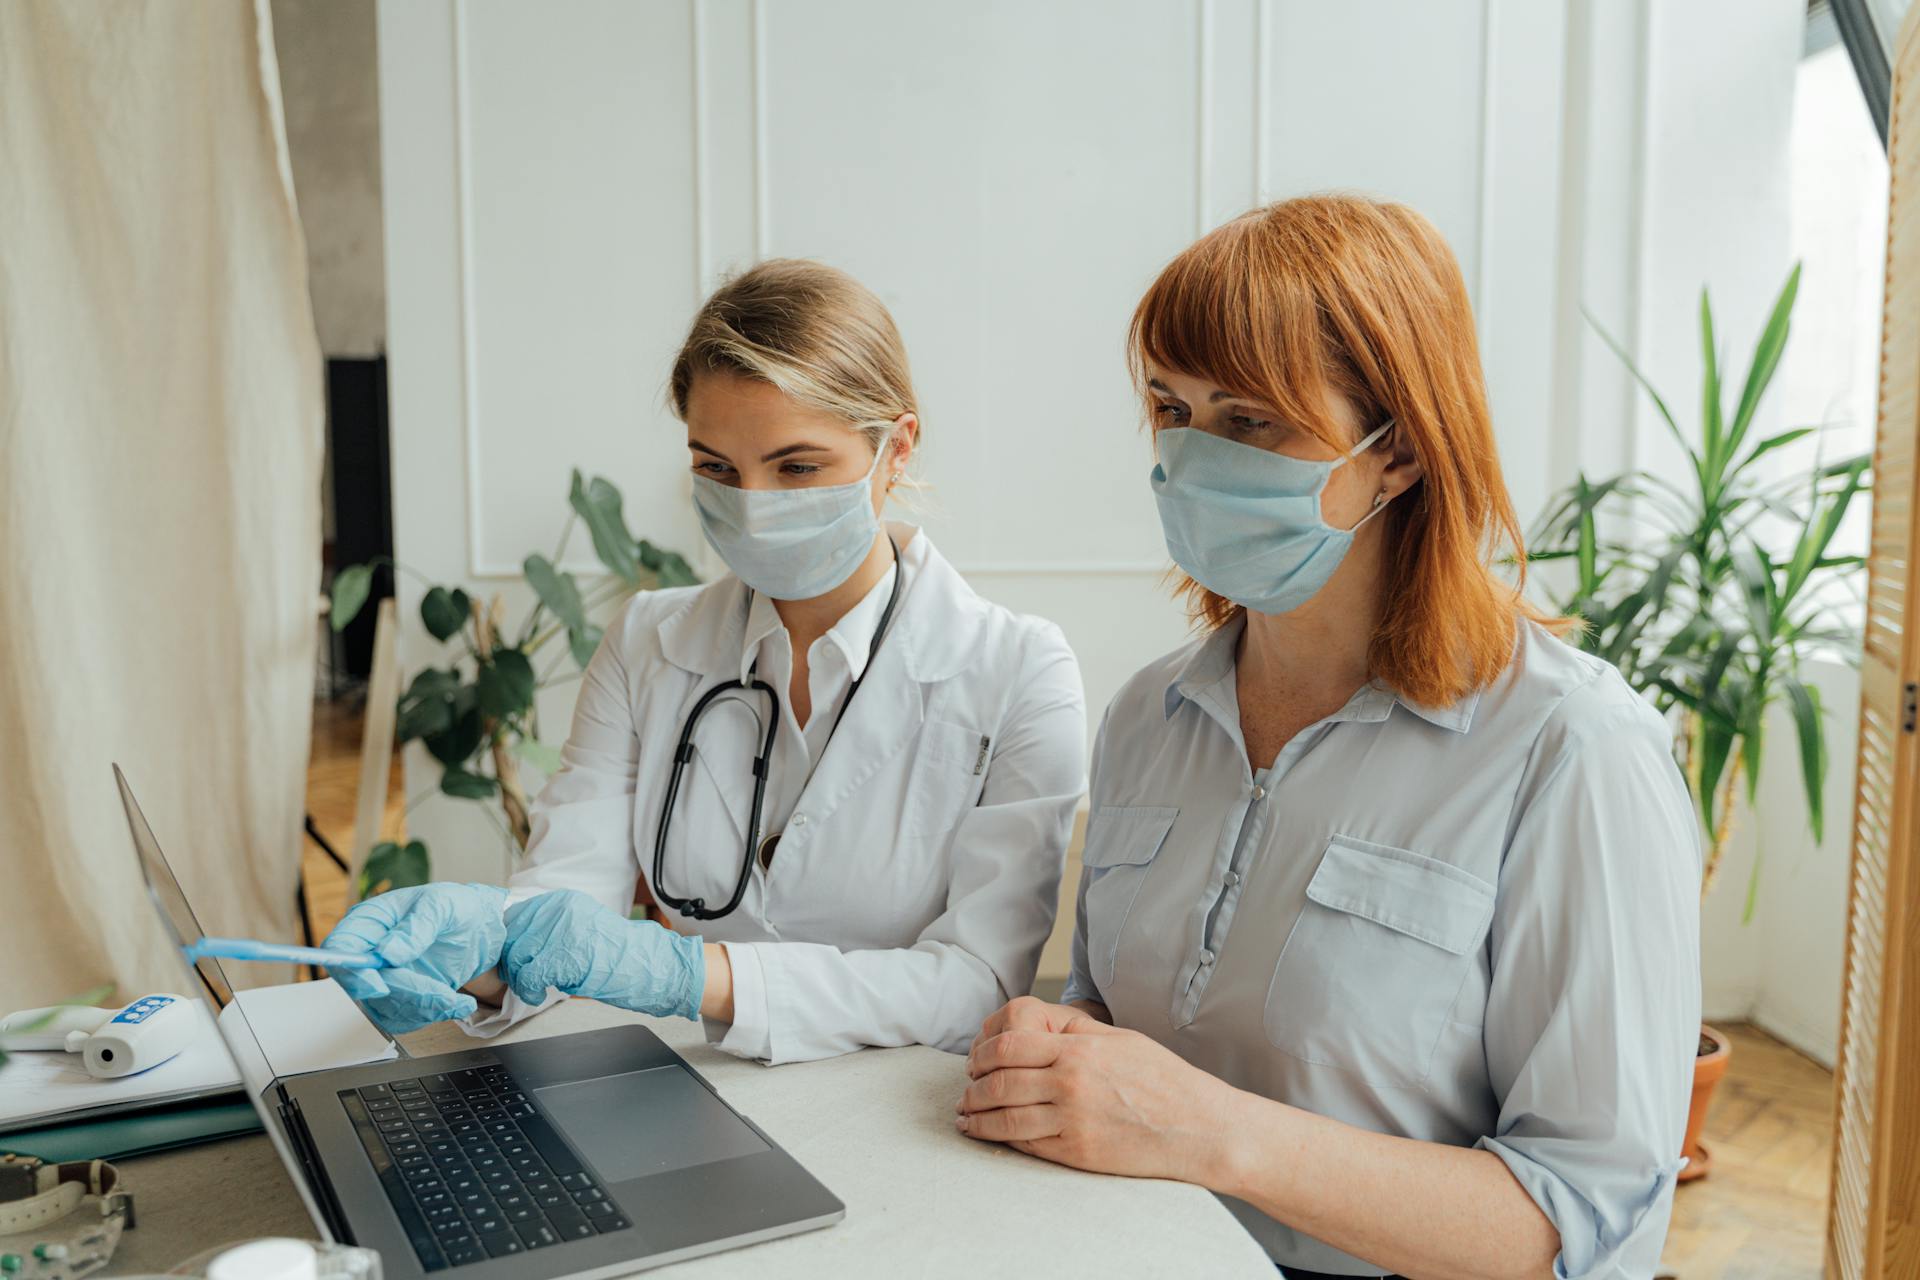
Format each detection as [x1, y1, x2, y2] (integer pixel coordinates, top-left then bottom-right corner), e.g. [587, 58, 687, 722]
[115, 765, 844, 1276]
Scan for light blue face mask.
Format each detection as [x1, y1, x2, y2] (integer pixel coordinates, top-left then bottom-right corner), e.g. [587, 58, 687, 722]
[1149, 420, 1397, 615]
[692, 429, 892, 600]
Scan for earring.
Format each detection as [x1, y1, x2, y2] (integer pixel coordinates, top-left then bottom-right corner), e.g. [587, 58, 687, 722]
[1371, 488, 1387, 509]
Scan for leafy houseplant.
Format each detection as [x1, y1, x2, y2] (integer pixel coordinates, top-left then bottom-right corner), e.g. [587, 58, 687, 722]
[1529, 267, 1870, 1180]
[329, 471, 698, 897]
[1531, 266, 1869, 907]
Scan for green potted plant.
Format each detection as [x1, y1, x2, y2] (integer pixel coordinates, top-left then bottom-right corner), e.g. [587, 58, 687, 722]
[329, 470, 698, 898]
[1529, 265, 1870, 1180]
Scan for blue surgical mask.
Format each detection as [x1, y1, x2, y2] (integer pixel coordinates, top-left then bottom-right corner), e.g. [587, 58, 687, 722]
[1149, 420, 1396, 615]
[693, 430, 892, 600]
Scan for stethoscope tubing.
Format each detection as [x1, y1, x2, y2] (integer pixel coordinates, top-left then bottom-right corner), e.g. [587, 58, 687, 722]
[651, 539, 904, 922]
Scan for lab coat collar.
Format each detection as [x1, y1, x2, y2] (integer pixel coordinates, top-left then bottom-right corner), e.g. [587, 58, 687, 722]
[657, 524, 984, 687]
[1161, 615, 1480, 734]
[734, 553, 899, 686]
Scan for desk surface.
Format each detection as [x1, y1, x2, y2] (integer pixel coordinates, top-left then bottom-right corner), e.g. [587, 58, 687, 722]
[113, 999, 1273, 1278]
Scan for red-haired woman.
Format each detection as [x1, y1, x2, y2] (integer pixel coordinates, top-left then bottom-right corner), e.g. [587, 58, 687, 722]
[957, 196, 1699, 1280]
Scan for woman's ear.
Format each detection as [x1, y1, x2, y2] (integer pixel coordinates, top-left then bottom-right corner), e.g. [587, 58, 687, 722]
[1380, 422, 1423, 501]
[889, 412, 919, 481]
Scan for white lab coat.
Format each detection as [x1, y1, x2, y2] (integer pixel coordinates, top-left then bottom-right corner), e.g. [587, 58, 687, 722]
[468, 526, 1087, 1063]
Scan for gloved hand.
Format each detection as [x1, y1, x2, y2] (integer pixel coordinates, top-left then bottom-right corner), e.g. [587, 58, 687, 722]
[499, 890, 706, 1021]
[323, 882, 509, 1034]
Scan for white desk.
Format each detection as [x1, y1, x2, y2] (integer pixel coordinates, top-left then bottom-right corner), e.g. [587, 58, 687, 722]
[114, 999, 1273, 1277]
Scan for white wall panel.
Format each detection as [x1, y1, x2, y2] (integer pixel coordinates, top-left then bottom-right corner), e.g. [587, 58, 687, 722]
[461, 2, 705, 576]
[377, 0, 1764, 896]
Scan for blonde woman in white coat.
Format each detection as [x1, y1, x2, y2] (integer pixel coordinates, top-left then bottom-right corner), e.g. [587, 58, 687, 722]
[327, 260, 1087, 1064]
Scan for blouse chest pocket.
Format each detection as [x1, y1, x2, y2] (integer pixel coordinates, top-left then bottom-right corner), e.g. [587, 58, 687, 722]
[900, 718, 991, 838]
[1081, 805, 1179, 991]
[1263, 834, 1494, 1091]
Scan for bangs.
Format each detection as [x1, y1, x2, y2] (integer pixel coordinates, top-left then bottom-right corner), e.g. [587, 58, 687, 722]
[1127, 216, 1351, 450]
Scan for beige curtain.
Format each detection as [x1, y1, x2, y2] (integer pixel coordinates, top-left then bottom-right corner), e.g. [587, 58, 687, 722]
[0, 1, 322, 1007]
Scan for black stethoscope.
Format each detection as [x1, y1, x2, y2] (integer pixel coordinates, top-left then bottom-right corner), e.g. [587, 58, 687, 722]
[651, 538, 904, 921]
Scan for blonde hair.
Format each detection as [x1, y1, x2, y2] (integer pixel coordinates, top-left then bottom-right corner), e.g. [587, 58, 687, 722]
[669, 259, 918, 457]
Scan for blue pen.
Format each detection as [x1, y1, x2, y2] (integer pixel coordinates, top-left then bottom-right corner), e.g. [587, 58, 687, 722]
[184, 936, 389, 970]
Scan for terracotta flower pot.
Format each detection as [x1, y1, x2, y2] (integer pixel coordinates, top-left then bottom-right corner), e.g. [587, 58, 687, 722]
[1679, 1024, 1732, 1182]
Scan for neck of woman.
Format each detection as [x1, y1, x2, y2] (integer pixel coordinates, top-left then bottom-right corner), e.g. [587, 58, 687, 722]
[1236, 546, 1384, 714]
[772, 528, 897, 655]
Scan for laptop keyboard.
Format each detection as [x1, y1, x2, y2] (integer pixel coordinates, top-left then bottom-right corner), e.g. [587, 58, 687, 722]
[339, 1064, 631, 1271]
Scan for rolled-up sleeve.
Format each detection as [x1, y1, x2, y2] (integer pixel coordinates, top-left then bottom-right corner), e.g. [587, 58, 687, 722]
[729, 625, 1087, 1064]
[1476, 682, 1701, 1279]
[464, 599, 645, 1039]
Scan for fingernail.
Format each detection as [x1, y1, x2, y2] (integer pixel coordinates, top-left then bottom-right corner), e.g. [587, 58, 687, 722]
[955, 1116, 969, 1133]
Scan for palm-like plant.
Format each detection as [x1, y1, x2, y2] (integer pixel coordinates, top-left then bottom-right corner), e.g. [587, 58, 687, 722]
[1531, 266, 1871, 910]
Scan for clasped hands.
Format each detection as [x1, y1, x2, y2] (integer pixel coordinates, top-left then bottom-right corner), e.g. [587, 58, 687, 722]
[953, 995, 1241, 1187]
[324, 884, 704, 1035]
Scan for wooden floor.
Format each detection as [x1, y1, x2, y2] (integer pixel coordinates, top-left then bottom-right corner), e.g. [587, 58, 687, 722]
[1660, 1024, 1834, 1278]
[301, 700, 1837, 1278]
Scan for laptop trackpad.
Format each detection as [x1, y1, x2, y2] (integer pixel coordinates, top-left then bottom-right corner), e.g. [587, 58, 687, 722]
[533, 1066, 771, 1183]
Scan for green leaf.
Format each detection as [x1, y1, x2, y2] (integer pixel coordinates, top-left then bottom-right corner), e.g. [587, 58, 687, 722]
[1726, 264, 1801, 460]
[1785, 676, 1828, 844]
[524, 554, 587, 632]
[637, 540, 701, 588]
[569, 470, 640, 584]
[512, 738, 564, 775]
[422, 688, 484, 765]
[330, 564, 375, 631]
[358, 839, 431, 899]
[1696, 717, 1736, 836]
[569, 622, 604, 670]
[420, 586, 471, 642]
[1585, 310, 1699, 473]
[395, 668, 459, 742]
[439, 766, 498, 800]
[477, 648, 536, 718]
[1700, 288, 1726, 479]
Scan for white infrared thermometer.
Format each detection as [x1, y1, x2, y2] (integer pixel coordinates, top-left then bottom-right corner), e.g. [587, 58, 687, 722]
[0, 994, 197, 1078]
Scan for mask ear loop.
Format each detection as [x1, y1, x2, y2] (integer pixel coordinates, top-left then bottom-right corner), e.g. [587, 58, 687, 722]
[1335, 417, 1399, 533]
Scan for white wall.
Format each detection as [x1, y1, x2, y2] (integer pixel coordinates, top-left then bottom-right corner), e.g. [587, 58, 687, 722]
[375, 0, 1853, 1068]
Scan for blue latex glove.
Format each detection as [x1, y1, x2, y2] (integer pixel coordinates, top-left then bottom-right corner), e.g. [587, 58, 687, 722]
[499, 890, 705, 1021]
[323, 882, 509, 1033]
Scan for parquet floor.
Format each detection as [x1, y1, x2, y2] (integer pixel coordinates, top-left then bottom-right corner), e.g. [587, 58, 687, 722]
[301, 701, 1837, 1278]
[1660, 1024, 1834, 1278]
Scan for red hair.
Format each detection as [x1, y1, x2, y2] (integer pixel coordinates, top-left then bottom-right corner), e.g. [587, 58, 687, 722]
[1129, 194, 1561, 707]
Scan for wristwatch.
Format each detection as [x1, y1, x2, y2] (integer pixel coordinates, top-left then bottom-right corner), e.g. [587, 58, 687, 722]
[0, 1156, 132, 1237]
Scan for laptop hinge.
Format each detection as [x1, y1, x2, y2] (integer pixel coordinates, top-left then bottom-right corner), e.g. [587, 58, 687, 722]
[278, 1089, 353, 1243]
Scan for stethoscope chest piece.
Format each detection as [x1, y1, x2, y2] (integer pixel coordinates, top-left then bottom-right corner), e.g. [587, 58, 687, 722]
[757, 832, 782, 868]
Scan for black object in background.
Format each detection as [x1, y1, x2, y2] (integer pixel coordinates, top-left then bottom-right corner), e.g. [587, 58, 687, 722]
[327, 355, 394, 681]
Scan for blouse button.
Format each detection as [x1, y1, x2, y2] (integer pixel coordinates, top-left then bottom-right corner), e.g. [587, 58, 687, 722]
[1250, 785, 1266, 801]
[1199, 949, 1216, 966]
[1222, 871, 1240, 887]
[792, 813, 809, 828]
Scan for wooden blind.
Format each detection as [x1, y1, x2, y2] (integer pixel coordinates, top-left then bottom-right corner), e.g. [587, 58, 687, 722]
[1829, 8, 1920, 1277]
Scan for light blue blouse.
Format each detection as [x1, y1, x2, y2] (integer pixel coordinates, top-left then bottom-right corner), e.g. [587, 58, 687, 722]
[1062, 618, 1701, 1278]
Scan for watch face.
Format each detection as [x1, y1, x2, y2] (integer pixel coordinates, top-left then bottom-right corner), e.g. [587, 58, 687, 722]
[0, 1156, 41, 1201]
[758, 832, 782, 868]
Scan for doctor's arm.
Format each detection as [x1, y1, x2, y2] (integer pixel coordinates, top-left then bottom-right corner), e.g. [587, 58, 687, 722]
[708, 627, 1088, 1063]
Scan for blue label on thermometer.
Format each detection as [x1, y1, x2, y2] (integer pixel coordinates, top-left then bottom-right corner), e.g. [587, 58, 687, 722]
[110, 994, 178, 1024]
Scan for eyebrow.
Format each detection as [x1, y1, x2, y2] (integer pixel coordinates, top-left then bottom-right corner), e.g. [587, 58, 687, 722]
[1146, 377, 1248, 405]
[686, 439, 834, 464]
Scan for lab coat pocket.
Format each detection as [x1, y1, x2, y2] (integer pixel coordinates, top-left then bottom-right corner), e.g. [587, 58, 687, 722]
[901, 718, 991, 837]
[1081, 805, 1179, 990]
[1263, 834, 1494, 1091]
